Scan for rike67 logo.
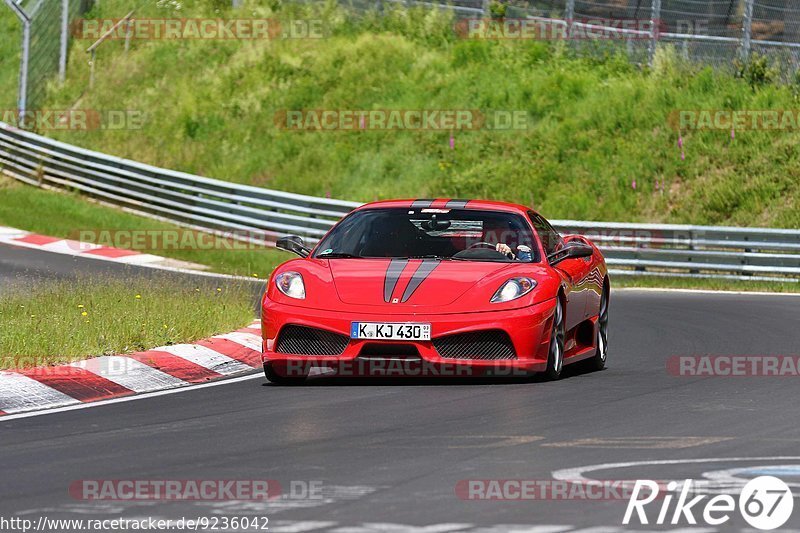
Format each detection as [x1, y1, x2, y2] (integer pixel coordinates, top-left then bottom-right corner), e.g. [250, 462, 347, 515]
[624, 476, 794, 530]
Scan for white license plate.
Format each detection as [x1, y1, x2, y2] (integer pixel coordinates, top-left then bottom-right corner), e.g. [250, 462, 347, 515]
[351, 322, 431, 341]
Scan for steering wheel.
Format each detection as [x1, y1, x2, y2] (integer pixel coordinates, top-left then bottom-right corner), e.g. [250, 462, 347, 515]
[468, 242, 496, 250]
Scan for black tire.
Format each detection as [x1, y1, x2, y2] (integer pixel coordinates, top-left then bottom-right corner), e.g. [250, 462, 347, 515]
[263, 363, 307, 385]
[544, 297, 565, 380]
[589, 284, 609, 371]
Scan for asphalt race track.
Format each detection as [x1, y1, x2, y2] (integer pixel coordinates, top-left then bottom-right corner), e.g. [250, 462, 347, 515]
[2, 241, 800, 531]
[0, 241, 265, 307]
[0, 242, 157, 286]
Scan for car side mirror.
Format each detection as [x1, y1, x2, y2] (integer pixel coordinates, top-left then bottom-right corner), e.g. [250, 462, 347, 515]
[548, 242, 593, 265]
[276, 235, 310, 258]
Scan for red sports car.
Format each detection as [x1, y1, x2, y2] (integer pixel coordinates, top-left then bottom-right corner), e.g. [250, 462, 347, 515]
[261, 199, 609, 383]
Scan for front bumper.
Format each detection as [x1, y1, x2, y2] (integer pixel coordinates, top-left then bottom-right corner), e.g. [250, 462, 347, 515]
[261, 298, 557, 376]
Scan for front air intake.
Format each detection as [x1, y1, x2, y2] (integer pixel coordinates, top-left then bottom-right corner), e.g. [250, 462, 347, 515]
[275, 325, 349, 356]
[433, 330, 517, 360]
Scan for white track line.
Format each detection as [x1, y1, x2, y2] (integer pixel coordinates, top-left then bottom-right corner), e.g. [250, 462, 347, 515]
[113, 253, 170, 265]
[0, 372, 80, 414]
[71, 356, 187, 392]
[155, 344, 254, 375]
[40, 240, 98, 254]
[0, 227, 29, 238]
[0, 372, 263, 421]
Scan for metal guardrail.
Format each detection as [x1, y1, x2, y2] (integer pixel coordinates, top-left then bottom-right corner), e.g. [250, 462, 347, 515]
[1, 121, 798, 282]
[0, 122, 359, 242]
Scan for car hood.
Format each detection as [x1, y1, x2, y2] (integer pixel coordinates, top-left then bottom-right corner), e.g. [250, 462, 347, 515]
[328, 258, 515, 308]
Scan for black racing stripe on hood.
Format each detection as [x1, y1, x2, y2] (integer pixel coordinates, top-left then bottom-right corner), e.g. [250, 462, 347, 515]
[400, 260, 440, 303]
[410, 199, 434, 208]
[444, 199, 470, 208]
[384, 259, 408, 302]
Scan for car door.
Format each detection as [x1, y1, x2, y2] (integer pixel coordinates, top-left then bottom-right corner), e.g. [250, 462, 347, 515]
[561, 236, 597, 319]
[529, 213, 586, 330]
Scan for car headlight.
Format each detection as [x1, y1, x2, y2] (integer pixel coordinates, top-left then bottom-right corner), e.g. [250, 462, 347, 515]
[275, 271, 305, 300]
[491, 277, 536, 303]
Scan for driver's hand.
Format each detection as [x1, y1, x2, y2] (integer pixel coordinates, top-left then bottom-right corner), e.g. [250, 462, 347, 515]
[495, 243, 514, 257]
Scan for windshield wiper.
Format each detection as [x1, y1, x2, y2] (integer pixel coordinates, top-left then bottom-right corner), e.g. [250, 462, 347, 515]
[317, 252, 361, 259]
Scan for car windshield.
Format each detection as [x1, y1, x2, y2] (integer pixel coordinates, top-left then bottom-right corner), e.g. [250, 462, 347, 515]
[313, 208, 539, 262]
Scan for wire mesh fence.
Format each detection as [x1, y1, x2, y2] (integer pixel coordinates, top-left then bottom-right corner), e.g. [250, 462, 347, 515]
[3, 0, 92, 124]
[343, 0, 800, 75]
[4, 0, 800, 126]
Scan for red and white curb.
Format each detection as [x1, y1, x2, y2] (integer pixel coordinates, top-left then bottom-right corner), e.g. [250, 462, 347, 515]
[0, 321, 263, 416]
[0, 226, 206, 271]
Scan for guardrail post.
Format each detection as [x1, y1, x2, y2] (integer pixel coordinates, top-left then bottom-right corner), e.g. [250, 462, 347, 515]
[648, 0, 661, 66]
[741, 0, 754, 61]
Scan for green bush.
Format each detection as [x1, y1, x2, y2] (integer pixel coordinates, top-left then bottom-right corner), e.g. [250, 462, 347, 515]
[734, 52, 779, 89]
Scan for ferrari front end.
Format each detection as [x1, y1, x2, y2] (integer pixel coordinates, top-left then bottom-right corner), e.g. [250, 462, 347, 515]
[261, 286, 559, 379]
[260, 199, 573, 382]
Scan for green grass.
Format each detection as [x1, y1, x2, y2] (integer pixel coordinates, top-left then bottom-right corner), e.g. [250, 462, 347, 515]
[17, 0, 796, 229]
[0, 274, 255, 368]
[0, 175, 292, 277]
[613, 275, 800, 293]
[0, 7, 20, 110]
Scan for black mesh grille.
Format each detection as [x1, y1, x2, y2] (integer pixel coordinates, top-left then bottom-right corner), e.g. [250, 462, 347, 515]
[433, 330, 517, 360]
[275, 325, 349, 356]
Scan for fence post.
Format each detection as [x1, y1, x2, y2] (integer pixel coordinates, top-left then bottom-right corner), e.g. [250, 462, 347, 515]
[18, 21, 30, 127]
[59, 0, 69, 83]
[648, 0, 661, 66]
[741, 0, 754, 61]
[124, 18, 133, 52]
[565, 0, 575, 38]
[3, 0, 31, 125]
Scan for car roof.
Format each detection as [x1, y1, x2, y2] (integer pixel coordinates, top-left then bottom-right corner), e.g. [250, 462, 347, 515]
[354, 198, 538, 217]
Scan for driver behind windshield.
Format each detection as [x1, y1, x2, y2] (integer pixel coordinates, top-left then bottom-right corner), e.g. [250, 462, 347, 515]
[481, 220, 533, 261]
[314, 208, 537, 262]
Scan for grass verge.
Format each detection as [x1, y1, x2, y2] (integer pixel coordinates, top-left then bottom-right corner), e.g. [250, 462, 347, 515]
[0, 274, 255, 369]
[0, 6, 20, 111]
[0, 175, 292, 277]
[613, 275, 800, 293]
